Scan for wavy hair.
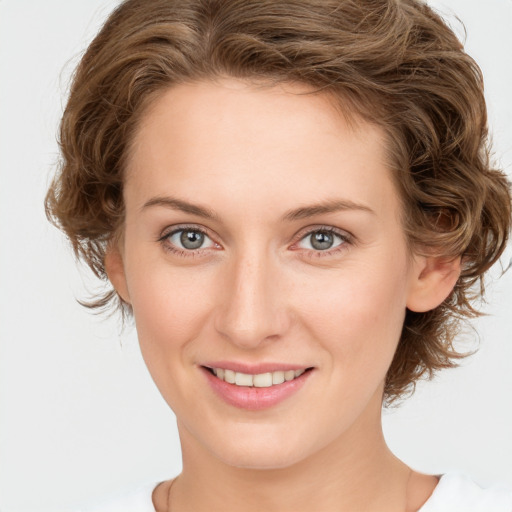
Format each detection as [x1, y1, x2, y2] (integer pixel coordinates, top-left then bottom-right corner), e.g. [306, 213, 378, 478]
[45, 0, 511, 402]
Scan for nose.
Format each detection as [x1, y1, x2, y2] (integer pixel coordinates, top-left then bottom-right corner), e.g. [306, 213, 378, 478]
[214, 249, 291, 349]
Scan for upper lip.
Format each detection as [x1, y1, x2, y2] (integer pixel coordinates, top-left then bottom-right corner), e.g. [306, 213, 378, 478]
[201, 361, 313, 374]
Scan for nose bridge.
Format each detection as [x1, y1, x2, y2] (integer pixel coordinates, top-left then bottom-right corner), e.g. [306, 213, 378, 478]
[215, 245, 288, 348]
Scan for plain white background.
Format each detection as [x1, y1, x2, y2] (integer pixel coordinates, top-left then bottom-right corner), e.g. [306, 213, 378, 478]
[0, 1, 511, 511]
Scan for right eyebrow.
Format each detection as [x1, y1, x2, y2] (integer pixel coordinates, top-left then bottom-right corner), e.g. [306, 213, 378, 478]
[140, 196, 220, 221]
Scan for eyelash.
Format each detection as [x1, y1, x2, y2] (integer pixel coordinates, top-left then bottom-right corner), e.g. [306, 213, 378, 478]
[158, 224, 353, 260]
[294, 226, 352, 259]
[158, 225, 214, 259]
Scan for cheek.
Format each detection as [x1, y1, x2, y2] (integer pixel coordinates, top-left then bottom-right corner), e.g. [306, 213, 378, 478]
[296, 256, 409, 367]
[125, 255, 215, 357]
[125, 261, 220, 410]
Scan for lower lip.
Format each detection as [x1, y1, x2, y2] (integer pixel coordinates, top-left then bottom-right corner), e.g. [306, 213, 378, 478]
[202, 367, 312, 411]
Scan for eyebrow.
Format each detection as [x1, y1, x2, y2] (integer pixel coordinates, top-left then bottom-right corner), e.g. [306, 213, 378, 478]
[141, 196, 220, 220]
[141, 196, 375, 221]
[281, 199, 375, 221]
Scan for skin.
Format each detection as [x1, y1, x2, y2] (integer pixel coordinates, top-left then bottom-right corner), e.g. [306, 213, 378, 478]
[106, 78, 460, 511]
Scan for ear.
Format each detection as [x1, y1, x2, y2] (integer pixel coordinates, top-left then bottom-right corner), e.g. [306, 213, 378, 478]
[104, 245, 131, 304]
[406, 253, 461, 312]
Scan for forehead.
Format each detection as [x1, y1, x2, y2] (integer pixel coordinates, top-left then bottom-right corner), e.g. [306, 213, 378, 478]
[125, 78, 399, 222]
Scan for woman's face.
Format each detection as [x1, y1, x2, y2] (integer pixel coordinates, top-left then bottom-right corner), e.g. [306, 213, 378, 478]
[114, 79, 423, 469]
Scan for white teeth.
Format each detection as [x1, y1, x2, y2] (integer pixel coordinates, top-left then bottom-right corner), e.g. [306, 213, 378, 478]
[253, 373, 272, 388]
[224, 369, 236, 384]
[272, 371, 285, 385]
[235, 372, 253, 386]
[284, 370, 296, 381]
[211, 368, 308, 387]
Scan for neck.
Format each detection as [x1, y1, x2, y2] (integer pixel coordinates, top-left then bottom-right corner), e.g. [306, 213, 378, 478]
[170, 393, 412, 512]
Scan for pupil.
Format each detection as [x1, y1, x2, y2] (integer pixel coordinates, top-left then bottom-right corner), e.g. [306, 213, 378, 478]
[180, 230, 204, 249]
[311, 232, 333, 250]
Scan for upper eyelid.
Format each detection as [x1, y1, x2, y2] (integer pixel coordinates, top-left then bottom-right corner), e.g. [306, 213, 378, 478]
[293, 224, 352, 243]
[159, 224, 211, 240]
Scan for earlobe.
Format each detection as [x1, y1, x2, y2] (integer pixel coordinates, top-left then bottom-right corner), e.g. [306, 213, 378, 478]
[406, 254, 461, 313]
[104, 247, 131, 304]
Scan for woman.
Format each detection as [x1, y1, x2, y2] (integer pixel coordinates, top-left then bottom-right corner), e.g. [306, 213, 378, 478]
[43, 0, 511, 510]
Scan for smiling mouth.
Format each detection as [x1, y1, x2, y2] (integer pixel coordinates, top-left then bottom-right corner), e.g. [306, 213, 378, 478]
[205, 367, 313, 388]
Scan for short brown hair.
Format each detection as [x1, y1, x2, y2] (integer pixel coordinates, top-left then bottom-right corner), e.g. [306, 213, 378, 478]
[45, 0, 511, 403]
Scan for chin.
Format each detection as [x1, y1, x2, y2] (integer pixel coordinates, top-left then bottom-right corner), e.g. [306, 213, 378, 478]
[216, 445, 307, 471]
[202, 426, 316, 470]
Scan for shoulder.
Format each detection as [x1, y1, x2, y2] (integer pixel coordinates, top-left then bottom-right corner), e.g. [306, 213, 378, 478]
[74, 482, 158, 512]
[420, 473, 512, 512]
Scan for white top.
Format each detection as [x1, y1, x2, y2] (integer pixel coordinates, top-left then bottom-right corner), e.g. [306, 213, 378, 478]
[418, 473, 512, 512]
[78, 473, 512, 511]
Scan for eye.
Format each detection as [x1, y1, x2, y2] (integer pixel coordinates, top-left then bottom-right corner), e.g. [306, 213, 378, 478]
[160, 226, 217, 254]
[296, 228, 349, 253]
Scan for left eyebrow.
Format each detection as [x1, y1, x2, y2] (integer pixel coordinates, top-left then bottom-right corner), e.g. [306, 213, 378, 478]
[281, 199, 376, 222]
